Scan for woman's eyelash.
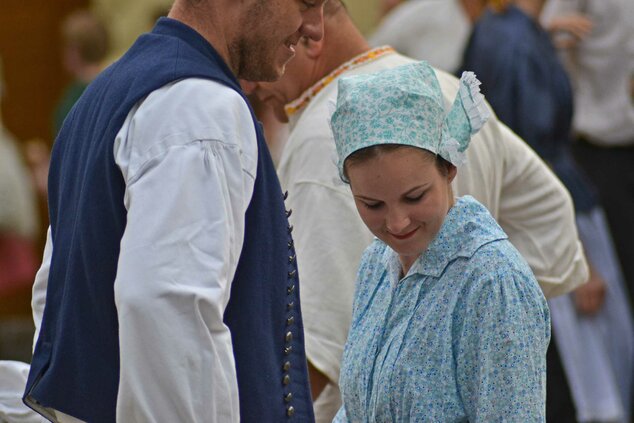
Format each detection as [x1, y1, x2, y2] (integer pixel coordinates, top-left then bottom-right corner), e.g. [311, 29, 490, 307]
[363, 202, 382, 210]
[405, 192, 425, 202]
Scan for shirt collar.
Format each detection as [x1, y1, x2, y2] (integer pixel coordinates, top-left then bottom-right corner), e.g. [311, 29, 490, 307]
[284, 46, 396, 122]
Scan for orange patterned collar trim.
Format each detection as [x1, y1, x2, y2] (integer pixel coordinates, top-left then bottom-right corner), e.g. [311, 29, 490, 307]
[284, 46, 396, 118]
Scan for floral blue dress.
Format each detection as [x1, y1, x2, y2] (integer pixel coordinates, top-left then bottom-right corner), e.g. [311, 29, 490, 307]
[334, 196, 550, 422]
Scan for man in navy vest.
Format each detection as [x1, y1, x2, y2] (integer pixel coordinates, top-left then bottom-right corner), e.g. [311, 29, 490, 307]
[23, 0, 327, 421]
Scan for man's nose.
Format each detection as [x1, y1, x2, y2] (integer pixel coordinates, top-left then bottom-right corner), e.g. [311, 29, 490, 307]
[300, 5, 325, 42]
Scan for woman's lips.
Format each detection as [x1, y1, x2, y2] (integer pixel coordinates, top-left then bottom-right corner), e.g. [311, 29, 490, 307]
[390, 227, 418, 240]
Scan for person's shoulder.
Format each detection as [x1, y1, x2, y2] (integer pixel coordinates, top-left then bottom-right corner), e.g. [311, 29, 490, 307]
[460, 238, 545, 303]
[359, 238, 389, 268]
[132, 78, 255, 149]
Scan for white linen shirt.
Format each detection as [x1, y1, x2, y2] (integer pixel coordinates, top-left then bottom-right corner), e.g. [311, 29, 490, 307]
[278, 51, 588, 422]
[30, 78, 257, 422]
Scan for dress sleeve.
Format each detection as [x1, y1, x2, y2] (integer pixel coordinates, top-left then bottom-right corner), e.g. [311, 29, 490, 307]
[455, 265, 550, 422]
[332, 405, 350, 422]
[113, 79, 257, 422]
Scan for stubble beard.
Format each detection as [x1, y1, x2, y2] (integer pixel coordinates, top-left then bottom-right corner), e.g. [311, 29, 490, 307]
[229, 1, 285, 82]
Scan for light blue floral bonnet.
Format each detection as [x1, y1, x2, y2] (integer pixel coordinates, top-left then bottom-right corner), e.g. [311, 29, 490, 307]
[330, 61, 489, 181]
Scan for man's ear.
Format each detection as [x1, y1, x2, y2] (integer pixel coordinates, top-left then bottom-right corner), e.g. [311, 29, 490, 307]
[303, 35, 324, 60]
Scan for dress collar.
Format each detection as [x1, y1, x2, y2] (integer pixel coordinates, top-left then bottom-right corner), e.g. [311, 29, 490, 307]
[383, 196, 508, 282]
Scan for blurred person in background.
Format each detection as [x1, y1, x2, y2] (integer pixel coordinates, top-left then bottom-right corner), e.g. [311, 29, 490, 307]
[52, 9, 110, 136]
[542, 0, 634, 314]
[462, 0, 634, 421]
[0, 57, 39, 299]
[247, 1, 588, 420]
[369, 0, 489, 73]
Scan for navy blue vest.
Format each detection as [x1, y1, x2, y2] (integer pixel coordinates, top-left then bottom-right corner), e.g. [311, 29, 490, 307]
[24, 18, 314, 423]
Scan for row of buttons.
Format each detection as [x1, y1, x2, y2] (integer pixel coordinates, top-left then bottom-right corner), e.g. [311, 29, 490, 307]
[283, 191, 296, 418]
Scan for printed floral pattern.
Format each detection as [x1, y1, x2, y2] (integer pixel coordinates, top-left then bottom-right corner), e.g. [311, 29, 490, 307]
[334, 196, 550, 422]
[330, 61, 489, 181]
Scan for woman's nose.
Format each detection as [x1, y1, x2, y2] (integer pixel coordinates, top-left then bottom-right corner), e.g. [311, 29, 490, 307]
[385, 209, 411, 234]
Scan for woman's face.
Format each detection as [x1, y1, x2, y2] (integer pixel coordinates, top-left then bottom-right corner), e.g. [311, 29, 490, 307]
[347, 147, 456, 273]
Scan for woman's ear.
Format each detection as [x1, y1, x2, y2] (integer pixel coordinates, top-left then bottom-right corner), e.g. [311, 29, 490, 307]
[447, 164, 458, 184]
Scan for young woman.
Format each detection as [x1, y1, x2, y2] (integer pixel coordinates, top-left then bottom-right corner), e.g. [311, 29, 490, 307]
[330, 61, 550, 422]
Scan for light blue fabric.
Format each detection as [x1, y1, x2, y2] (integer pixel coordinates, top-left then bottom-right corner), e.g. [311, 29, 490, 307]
[330, 61, 489, 181]
[334, 196, 550, 422]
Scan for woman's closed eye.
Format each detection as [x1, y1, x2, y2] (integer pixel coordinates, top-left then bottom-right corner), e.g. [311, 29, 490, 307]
[404, 191, 425, 203]
[361, 200, 383, 210]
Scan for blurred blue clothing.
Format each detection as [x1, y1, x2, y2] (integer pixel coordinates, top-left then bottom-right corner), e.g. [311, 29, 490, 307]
[335, 196, 550, 422]
[461, 6, 598, 213]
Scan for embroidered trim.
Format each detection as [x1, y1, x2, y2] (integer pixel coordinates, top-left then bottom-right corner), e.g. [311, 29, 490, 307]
[284, 46, 396, 117]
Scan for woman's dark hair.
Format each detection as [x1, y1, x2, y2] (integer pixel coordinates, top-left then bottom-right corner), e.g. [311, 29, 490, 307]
[343, 144, 453, 182]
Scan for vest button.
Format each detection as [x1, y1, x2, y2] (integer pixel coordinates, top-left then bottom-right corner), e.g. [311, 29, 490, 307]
[283, 361, 291, 371]
[287, 406, 295, 417]
[284, 346, 293, 355]
[288, 254, 296, 264]
[287, 285, 296, 295]
[288, 224, 294, 234]
[288, 269, 297, 279]
[285, 331, 293, 343]
[286, 316, 295, 326]
[286, 209, 293, 218]
[283, 191, 289, 201]
[283, 374, 291, 385]
[287, 302, 295, 310]
[284, 392, 293, 403]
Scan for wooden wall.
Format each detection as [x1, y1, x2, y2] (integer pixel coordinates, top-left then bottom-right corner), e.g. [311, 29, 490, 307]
[0, 0, 89, 144]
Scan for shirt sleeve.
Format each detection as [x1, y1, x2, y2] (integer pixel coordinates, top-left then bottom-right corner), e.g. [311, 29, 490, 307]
[0, 361, 47, 423]
[113, 79, 257, 422]
[455, 267, 550, 422]
[496, 123, 588, 297]
[31, 227, 52, 351]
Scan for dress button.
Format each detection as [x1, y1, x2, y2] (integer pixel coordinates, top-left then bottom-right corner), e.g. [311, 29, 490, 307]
[287, 406, 295, 417]
[288, 269, 297, 279]
[284, 346, 293, 355]
[283, 374, 291, 385]
[287, 302, 295, 310]
[285, 331, 293, 343]
[287, 285, 296, 295]
[284, 392, 293, 403]
[283, 361, 291, 371]
[286, 316, 295, 326]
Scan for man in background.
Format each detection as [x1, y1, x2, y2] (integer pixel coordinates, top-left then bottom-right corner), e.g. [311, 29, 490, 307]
[248, 1, 587, 420]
